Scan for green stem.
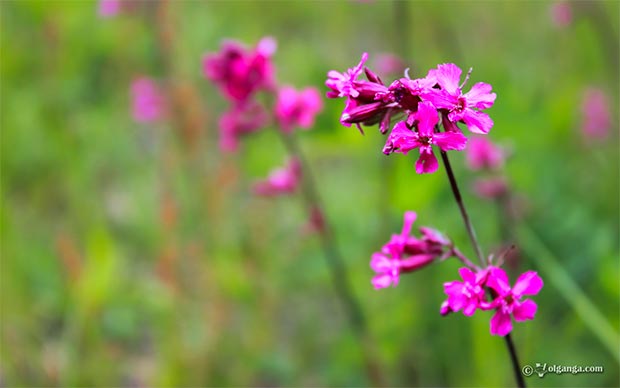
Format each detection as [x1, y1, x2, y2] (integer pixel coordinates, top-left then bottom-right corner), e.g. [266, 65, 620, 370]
[277, 131, 385, 387]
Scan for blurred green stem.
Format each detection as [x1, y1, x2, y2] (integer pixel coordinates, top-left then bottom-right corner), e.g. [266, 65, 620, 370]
[515, 223, 620, 363]
[277, 131, 385, 387]
[439, 150, 525, 388]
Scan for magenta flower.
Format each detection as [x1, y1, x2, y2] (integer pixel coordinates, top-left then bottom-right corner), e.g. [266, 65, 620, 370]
[486, 267, 543, 336]
[371, 211, 448, 289]
[421, 63, 496, 134]
[218, 103, 268, 152]
[326, 52, 369, 99]
[443, 267, 493, 316]
[203, 37, 276, 103]
[550, 1, 572, 28]
[275, 86, 323, 133]
[253, 158, 302, 197]
[98, 0, 121, 18]
[465, 137, 505, 171]
[131, 77, 167, 124]
[383, 101, 467, 174]
[581, 88, 611, 140]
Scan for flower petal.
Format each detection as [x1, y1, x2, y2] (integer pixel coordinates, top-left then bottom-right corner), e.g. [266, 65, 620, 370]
[464, 82, 496, 109]
[513, 299, 538, 321]
[401, 211, 417, 236]
[372, 274, 394, 289]
[490, 310, 513, 336]
[415, 147, 439, 174]
[434, 131, 468, 151]
[414, 101, 440, 136]
[434, 63, 462, 95]
[462, 110, 494, 134]
[512, 271, 544, 297]
[486, 267, 511, 295]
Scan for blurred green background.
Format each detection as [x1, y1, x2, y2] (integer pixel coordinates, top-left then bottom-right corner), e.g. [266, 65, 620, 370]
[1, 1, 619, 386]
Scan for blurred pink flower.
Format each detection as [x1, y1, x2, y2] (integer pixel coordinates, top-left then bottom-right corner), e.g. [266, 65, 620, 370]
[219, 102, 268, 152]
[131, 77, 167, 124]
[473, 177, 508, 199]
[275, 86, 323, 133]
[374, 53, 406, 76]
[486, 267, 543, 336]
[465, 137, 505, 171]
[550, 1, 572, 28]
[253, 158, 302, 196]
[98, 0, 121, 18]
[371, 211, 450, 289]
[383, 101, 467, 174]
[203, 37, 276, 104]
[581, 87, 611, 140]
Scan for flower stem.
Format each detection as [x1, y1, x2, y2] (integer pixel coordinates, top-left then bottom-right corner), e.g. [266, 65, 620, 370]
[277, 131, 385, 387]
[438, 150, 485, 266]
[439, 150, 525, 388]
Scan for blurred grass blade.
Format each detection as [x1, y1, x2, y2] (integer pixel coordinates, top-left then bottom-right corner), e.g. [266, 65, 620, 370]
[517, 224, 620, 362]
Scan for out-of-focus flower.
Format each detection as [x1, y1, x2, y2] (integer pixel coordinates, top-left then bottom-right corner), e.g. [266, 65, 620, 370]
[131, 77, 167, 124]
[374, 53, 406, 77]
[473, 177, 509, 199]
[486, 267, 543, 336]
[383, 101, 467, 174]
[581, 87, 611, 140]
[550, 1, 572, 28]
[443, 267, 493, 316]
[466, 137, 505, 171]
[203, 37, 276, 103]
[253, 158, 302, 196]
[275, 86, 323, 133]
[219, 102, 268, 152]
[98, 0, 121, 18]
[421, 63, 496, 134]
[371, 211, 451, 289]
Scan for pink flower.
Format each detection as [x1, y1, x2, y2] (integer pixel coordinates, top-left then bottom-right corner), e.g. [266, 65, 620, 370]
[421, 63, 496, 134]
[203, 37, 276, 103]
[383, 101, 467, 174]
[443, 267, 493, 316]
[473, 177, 509, 199]
[131, 77, 167, 124]
[275, 86, 323, 133]
[465, 137, 505, 171]
[326, 52, 369, 99]
[371, 211, 450, 289]
[219, 103, 268, 152]
[486, 267, 543, 336]
[550, 1, 572, 28]
[374, 53, 406, 77]
[253, 158, 302, 196]
[326, 53, 394, 133]
[581, 88, 611, 140]
[98, 0, 121, 18]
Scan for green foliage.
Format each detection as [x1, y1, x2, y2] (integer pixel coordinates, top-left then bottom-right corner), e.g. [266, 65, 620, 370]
[1, 1, 618, 386]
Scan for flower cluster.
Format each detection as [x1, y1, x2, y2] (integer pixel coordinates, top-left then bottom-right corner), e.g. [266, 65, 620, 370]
[370, 211, 451, 289]
[374, 211, 543, 337]
[442, 266, 543, 336]
[203, 37, 323, 153]
[326, 55, 496, 174]
[203, 37, 324, 230]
